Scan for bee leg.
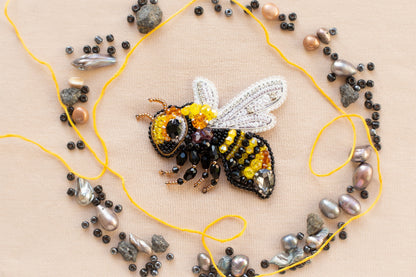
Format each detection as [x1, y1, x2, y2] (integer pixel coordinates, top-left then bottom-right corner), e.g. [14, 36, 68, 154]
[193, 169, 209, 188]
[202, 180, 218, 194]
[202, 161, 221, 193]
[166, 165, 197, 185]
[160, 166, 181, 176]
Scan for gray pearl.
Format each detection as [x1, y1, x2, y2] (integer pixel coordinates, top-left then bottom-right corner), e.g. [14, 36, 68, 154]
[331, 59, 358, 76]
[270, 247, 304, 268]
[353, 162, 373, 190]
[319, 198, 341, 219]
[351, 145, 372, 163]
[281, 234, 298, 251]
[76, 178, 94, 206]
[316, 28, 331, 44]
[217, 256, 232, 275]
[339, 194, 361, 215]
[197, 253, 211, 271]
[306, 228, 329, 249]
[130, 233, 153, 255]
[230, 255, 249, 277]
[96, 204, 119, 231]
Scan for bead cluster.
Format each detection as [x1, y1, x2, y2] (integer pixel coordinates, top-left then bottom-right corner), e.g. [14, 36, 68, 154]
[181, 103, 217, 130]
[66, 34, 130, 56]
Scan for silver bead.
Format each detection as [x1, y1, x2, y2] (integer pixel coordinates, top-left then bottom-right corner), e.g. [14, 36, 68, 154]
[306, 227, 329, 249]
[217, 256, 232, 275]
[338, 194, 361, 215]
[316, 28, 331, 44]
[353, 162, 373, 190]
[281, 234, 298, 251]
[96, 204, 119, 231]
[331, 59, 358, 76]
[76, 178, 94, 206]
[197, 253, 211, 271]
[319, 198, 341, 219]
[129, 234, 153, 255]
[270, 247, 304, 268]
[230, 255, 249, 277]
[351, 145, 372, 163]
[72, 54, 116, 71]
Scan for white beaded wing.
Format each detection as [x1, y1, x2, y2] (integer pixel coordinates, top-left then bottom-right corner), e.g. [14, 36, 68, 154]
[206, 76, 287, 133]
[192, 77, 219, 110]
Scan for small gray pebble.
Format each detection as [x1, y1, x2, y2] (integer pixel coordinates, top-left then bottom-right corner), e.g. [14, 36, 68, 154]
[151, 234, 169, 253]
[307, 213, 324, 235]
[340, 83, 359, 108]
[60, 88, 81, 106]
[136, 4, 163, 34]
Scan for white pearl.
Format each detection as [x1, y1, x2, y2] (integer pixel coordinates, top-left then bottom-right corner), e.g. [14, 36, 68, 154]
[68, 77, 84, 88]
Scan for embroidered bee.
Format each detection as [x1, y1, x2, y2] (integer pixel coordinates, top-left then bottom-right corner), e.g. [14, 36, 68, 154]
[136, 77, 287, 199]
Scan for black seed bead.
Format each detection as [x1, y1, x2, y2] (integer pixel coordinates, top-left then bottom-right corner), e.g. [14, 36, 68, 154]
[102, 235, 111, 244]
[177, 178, 184, 185]
[138, 0, 148, 5]
[365, 91, 373, 100]
[366, 80, 374, 87]
[150, 255, 158, 262]
[83, 45, 91, 54]
[194, 6, 204, 16]
[211, 0, 219, 3]
[279, 271, 286, 275]
[225, 247, 234, 256]
[365, 118, 372, 126]
[81, 221, 89, 229]
[67, 172, 75, 181]
[337, 222, 345, 229]
[249, 0, 259, 9]
[211, 179, 218, 186]
[129, 264, 137, 272]
[365, 100, 373, 109]
[67, 141, 75, 150]
[353, 85, 361, 92]
[208, 273, 215, 277]
[90, 216, 98, 224]
[330, 53, 339, 60]
[67, 187, 76, 196]
[374, 143, 382, 151]
[92, 197, 101, 206]
[94, 35, 103, 44]
[347, 185, 354, 193]
[122, 41, 130, 50]
[327, 73, 336, 82]
[254, 146, 260, 154]
[303, 245, 311, 253]
[119, 232, 126, 240]
[339, 230, 347, 240]
[357, 63, 365, 72]
[287, 23, 295, 31]
[79, 86, 89, 94]
[346, 76, 356, 86]
[246, 268, 256, 277]
[327, 233, 336, 241]
[132, 4, 140, 12]
[146, 262, 155, 270]
[323, 46, 331, 55]
[154, 261, 162, 269]
[114, 204, 123, 213]
[367, 62, 375, 71]
[329, 27, 337, 35]
[60, 113, 68, 122]
[68, 106, 74, 115]
[199, 274, 208, 277]
[107, 46, 116, 55]
[93, 185, 103, 194]
[288, 12, 297, 21]
[244, 159, 251, 166]
[278, 14, 286, 21]
[260, 259, 269, 268]
[76, 140, 85, 150]
[96, 192, 105, 201]
[93, 228, 102, 237]
[373, 135, 381, 143]
[225, 8, 233, 17]
[360, 190, 369, 199]
[357, 79, 366, 88]
[65, 46, 74, 54]
[373, 103, 381, 111]
[127, 14, 135, 23]
[79, 94, 88, 103]
[244, 5, 253, 14]
[214, 4, 222, 12]
[323, 243, 330, 250]
[92, 45, 100, 53]
[372, 121, 380, 129]
[372, 112, 380, 121]
[106, 34, 114, 42]
[296, 232, 304, 240]
[140, 268, 148, 277]
[166, 253, 174, 260]
[310, 249, 318, 255]
[280, 22, 288, 30]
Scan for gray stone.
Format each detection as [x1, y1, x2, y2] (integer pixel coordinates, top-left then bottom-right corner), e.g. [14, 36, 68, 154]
[307, 213, 324, 235]
[117, 241, 138, 262]
[151, 234, 169, 253]
[136, 4, 163, 34]
[60, 88, 81, 106]
[340, 84, 359, 108]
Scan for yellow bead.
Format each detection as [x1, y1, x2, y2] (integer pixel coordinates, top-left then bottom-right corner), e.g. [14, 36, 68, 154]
[189, 103, 201, 117]
[246, 147, 254, 154]
[251, 160, 262, 171]
[249, 138, 258, 146]
[238, 158, 245, 164]
[267, 166, 272, 170]
[243, 167, 255, 179]
[225, 136, 234, 145]
[181, 106, 190, 116]
[228, 129, 237, 138]
[201, 104, 211, 115]
[210, 109, 218, 119]
[241, 153, 248, 160]
[219, 145, 228, 153]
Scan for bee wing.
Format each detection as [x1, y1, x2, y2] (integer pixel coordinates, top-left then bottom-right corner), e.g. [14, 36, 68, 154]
[208, 76, 287, 133]
[192, 77, 219, 110]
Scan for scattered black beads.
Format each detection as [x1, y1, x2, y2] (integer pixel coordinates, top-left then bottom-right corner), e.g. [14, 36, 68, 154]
[366, 80, 374, 87]
[154, 261, 162, 269]
[288, 12, 297, 21]
[347, 76, 356, 86]
[81, 221, 89, 229]
[92, 197, 101, 206]
[365, 91, 373, 100]
[367, 62, 375, 71]
[76, 140, 85, 150]
[114, 204, 123, 213]
[129, 264, 137, 272]
[119, 232, 126, 240]
[106, 34, 114, 42]
[67, 188, 76, 196]
[323, 46, 331, 55]
[83, 45, 91, 54]
[166, 253, 174, 260]
[280, 22, 288, 30]
[323, 243, 330, 251]
[373, 103, 381, 111]
[140, 268, 149, 277]
[347, 185, 354, 193]
[93, 228, 103, 237]
[211, 0, 219, 3]
[357, 63, 365, 72]
[91, 216, 98, 224]
[375, 143, 382, 151]
[67, 172, 75, 181]
[94, 36, 103, 44]
[80, 85, 89, 94]
[287, 23, 295, 31]
[177, 178, 184, 185]
[60, 113, 68, 122]
[92, 45, 100, 53]
[214, 4, 222, 12]
[327, 73, 336, 82]
[337, 222, 345, 229]
[373, 135, 381, 143]
[122, 41, 130, 50]
[357, 79, 366, 88]
[246, 268, 256, 277]
[67, 141, 76, 150]
[360, 190, 369, 199]
[250, 0, 260, 9]
[372, 121, 380, 129]
[65, 46, 74, 54]
[297, 232, 305, 240]
[111, 247, 118, 255]
[278, 14, 286, 21]
[225, 247, 234, 256]
[260, 259, 269, 269]
[102, 235, 111, 244]
[330, 53, 339, 60]
[327, 233, 335, 241]
[132, 4, 140, 12]
[127, 14, 135, 23]
[329, 27, 337, 36]
[372, 112, 380, 120]
[194, 6, 204, 16]
[244, 5, 253, 14]
[303, 245, 311, 253]
[68, 106, 74, 115]
[98, 192, 106, 201]
[365, 100, 373, 109]
[94, 185, 103, 194]
[79, 94, 88, 103]
[150, 255, 158, 262]
[138, 0, 148, 6]
[225, 8, 233, 17]
[339, 230, 347, 240]
[353, 85, 361, 92]
[105, 200, 113, 208]
[107, 46, 116, 55]
[365, 118, 372, 126]
[150, 269, 158, 276]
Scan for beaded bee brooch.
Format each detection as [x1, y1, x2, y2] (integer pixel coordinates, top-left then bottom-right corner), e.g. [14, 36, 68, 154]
[136, 77, 287, 199]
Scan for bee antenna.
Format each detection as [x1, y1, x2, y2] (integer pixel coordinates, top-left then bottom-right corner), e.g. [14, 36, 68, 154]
[136, 113, 154, 122]
[148, 98, 168, 110]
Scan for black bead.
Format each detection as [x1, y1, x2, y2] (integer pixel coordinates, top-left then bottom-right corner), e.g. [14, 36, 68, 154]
[90, 216, 98, 224]
[366, 80, 374, 87]
[76, 140, 85, 150]
[184, 167, 198, 181]
[65, 46, 74, 54]
[329, 27, 337, 36]
[373, 103, 381, 111]
[209, 145, 220, 161]
[224, 8, 233, 17]
[202, 172, 209, 179]
[194, 6, 204, 16]
[372, 112, 380, 121]
[81, 85, 89, 94]
[346, 76, 356, 86]
[278, 14, 286, 21]
[68, 106, 74, 115]
[92, 197, 101, 206]
[154, 261, 162, 269]
[339, 230, 347, 240]
[357, 79, 366, 88]
[240, 176, 247, 184]
[360, 190, 369, 199]
[177, 178, 184, 185]
[367, 62, 375, 71]
[67, 188, 76, 196]
[102, 235, 111, 244]
[150, 255, 158, 262]
[357, 63, 365, 72]
[166, 253, 174, 260]
[208, 273, 216, 277]
[81, 221, 89, 229]
[225, 247, 234, 256]
[250, 0, 259, 9]
[83, 45, 91, 54]
[365, 100, 373, 109]
[140, 268, 148, 277]
[146, 262, 155, 270]
[280, 22, 288, 30]
[353, 85, 361, 92]
[373, 135, 381, 143]
[122, 41, 130, 50]
[337, 222, 345, 229]
[132, 4, 140, 12]
[94, 35, 103, 44]
[92, 45, 100, 53]
[129, 264, 137, 272]
[119, 232, 126, 240]
[372, 121, 380, 129]
[67, 172, 75, 181]
[323, 243, 330, 251]
[330, 53, 339, 60]
[310, 249, 318, 255]
[347, 185, 354, 193]
[303, 245, 311, 253]
[199, 274, 208, 277]
[107, 46, 116, 55]
[234, 152, 242, 159]
[287, 23, 295, 31]
[246, 268, 256, 277]
[244, 159, 251, 166]
[210, 164, 221, 179]
[79, 94, 88, 103]
[365, 91, 373, 100]
[245, 133, 253, 139]
[260, 259, 269, 269]
[242, 139, 249, 147]
[214, 4, 222, 12]
[67, 141, 75, 150]
[60, 113, 68, 122]
[323, 46, 331, 55]
[211, 0, 219, 3]
[93, 228, 102, 237]
[190, 151, 200, 165]
[296, 232, 304, 240]
[114, 204, 123, 213]
[127, 14, 135, 23]
[244, 5, 253, 14]
[254, 146, 260, 154]
[327, 73, 336, 82]
[327, 233, 335, 241]
[365, 118, 372, 126]
[138, 0, 148, 6]
[172, 166, 180, 174]
[176, 152, 187, 166]
[288, 12, 297, 21]
[94, 185, 103, 194]
[374, 143, 382, 151]
[104, 200, 113, 208]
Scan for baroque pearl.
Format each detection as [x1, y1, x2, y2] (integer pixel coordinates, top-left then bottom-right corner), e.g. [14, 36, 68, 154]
[197, 253, 211, 271]
[306, 227, 329, 249]
[68, 77, 84, 88]
[281, 234, 298, 251]
[72, 106, 89, 125]
[217, 256, 232, 275]
[130, 234, 153, 255]
[76, 177, 94, 206]
[319, 198, 341, 219]
[339, 194, 361, 215]
[316, 28, 331, 44]
[96, 204, 119, 231]
[303, 35, 320, 51]
[331, 59, 358, 76]
[353, 162, 373, 190]
[231, 255, 249, 277]
[351, 145, 372, 163]
[262, 3, 279, 20]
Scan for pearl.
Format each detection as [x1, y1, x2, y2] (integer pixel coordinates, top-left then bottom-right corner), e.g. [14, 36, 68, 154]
[197, 253, 212, 271]
[351, 145, 372, 163]
[353, 162, 373, 190]
[72, 106, 89, 125]
[319, 198, 340, 219]
[303, 35, 320, 51]
[338, 194, 361, 215]
[316, 28, 331, 44]
[68, 77, 84, 88]
[281, 234, 298, 251]
[76, 177, 95, 206]
[262, 3, 279, 20]
[96, 204, 119, 231]
[331, 59, 358, 76]
[231, 255, 249, 277]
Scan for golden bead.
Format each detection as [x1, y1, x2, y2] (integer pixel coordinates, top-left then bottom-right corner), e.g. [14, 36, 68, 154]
[246, 147, 254, 154]
[228, 129, 237, 138]
[181, 106, 190, 116]
[219, 145, 228, 153]
[243, 167, 255, 179]
[303, 35, 320, 51]
[262, 3, 279, 20]
[225, 136, 234, 145]
[72, 106, 89, 124]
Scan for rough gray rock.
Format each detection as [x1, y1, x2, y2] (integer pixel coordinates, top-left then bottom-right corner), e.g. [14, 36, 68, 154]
[151, 234, 169, 253]
[60, 88, 81, 106]
[136, 4, 163, 34]
[118, 241, 138, 262]
[307, 213, 324, 235]
[340, 84, 359, 108]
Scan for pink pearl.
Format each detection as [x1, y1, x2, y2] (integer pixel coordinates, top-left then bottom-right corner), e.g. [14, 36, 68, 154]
[262, 3, 279, 20]
[72, 106, 89, 125]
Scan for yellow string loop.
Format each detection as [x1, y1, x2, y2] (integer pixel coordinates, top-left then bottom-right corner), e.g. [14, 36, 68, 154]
[2, 1, 383, 276]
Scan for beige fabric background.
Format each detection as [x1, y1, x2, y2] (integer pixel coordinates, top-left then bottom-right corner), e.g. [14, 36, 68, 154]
[0, 0, 415, 276]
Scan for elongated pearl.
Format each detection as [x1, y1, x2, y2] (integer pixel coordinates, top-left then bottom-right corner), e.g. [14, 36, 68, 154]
[303, 35, 320, 51]
[68, 77, 84, 88]
[262, 3, 279, 20]
[331, 59, 358, 76]
[197, 253, 211, 271]
[339, 194, 361, 215]
[353, 162, 373, 190]
[96, 204, 119, 231]
[76, 178, 94, 206]
[319, 198, 340, 219]
[129, 234, 153, 255]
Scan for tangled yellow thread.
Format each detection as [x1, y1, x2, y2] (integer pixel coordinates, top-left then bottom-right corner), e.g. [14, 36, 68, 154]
[2, 0, 383, 276]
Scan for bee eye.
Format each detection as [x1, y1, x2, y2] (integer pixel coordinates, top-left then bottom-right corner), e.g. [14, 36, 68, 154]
[166, 119, 182, 139]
